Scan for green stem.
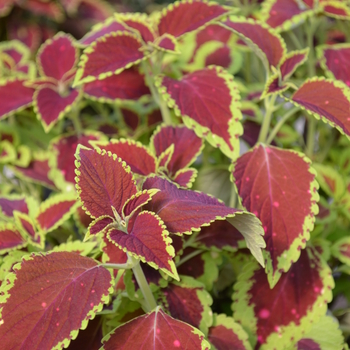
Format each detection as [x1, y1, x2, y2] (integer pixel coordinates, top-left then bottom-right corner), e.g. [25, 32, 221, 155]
[266, 107, 299, 145]
[101, 260, 137, 270]
[131, 257, 157, 311]
[258, 94, 277, 144]
[287, 30, 302, 50]
[176, 249, 203, 268]
[142, 60, 172, 125]
[229, 181, 237, 208]
[305, 17, 318, 78]
[305, 117, 316, 158]
[71, 106, 82, 137]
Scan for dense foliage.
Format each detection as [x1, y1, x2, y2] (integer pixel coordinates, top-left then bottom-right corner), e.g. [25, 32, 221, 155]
[1, 0, 350, 349]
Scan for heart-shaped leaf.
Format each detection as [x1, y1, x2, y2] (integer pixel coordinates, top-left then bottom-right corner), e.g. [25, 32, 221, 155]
[287, 77, 350, 138]
[101, 306, 210, 349]
[156, 66, 243, 159]
[74, 32, 149, 86]
[0, 223, 27, 254]
[0, 78, 34, 120]
[233, 247, 333, 349]
[157, 0, 233, 39]
[232, 144, 319, 286]
[0, 252, 113, 349]
[75, 146, 137, 219]
[33, 87, 81, 132]
[0, 195, 29, 217]
[321, 1, 350, 19]
[108, 211, 178, 280]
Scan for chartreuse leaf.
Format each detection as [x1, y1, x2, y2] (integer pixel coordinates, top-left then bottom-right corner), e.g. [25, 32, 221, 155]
[0, 252, 113, 349]
[220, 17, 287, 70]
[0, 140, 16, 163]
[0, 223, 27, 254]
[156, 0, 234, 39]
[260, 0, 314, 32]
[287, 77, 350, 139]
[159, 275, 213, 335]
[331, 237, 350, 266]
[313, 163, 346, 200]
[90, 138, 157, 176]
[155, 66, 243, 160]
[0, 251, 29, 286]
[317, 43, 350, 86]
[74, 31, 150, 86]
[232, 247, 334, 349]
[35, 192, 79, 233]
[232, 144, 319, 287]
[108, 211, 178, 280]
[75, 145, 137, 219]
[101, 306, 210, 349]
[208, 313, 252, 350]
[0, 78, 34, 121]
[286, 315, 343, 350]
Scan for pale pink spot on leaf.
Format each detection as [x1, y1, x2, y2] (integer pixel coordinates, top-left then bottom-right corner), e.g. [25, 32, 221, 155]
[42, 302, 46, 308]
[259, 308, 270, 319]
[173, 340, 181, 347]
[273, 201, 279, 207]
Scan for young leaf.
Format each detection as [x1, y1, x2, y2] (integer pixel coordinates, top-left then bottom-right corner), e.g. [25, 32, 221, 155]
[220, 17, 287, 70]
[331, 237, 350, 266]
[122, 189, 159, 219]
[208, 314, 252, 350]
[74, 31, 149, 86]
[321, 1, 350, 19]
[232, 144, 319, 286]
[0, 195, 29, 218]
[233, 247, 334, 349]
[156, 66, 243, 159]
[157, 0, 233, 39]
[75, 146, 137, 219]
[101, 306, 210, 349]
[107, 211, 178, 280]
[13, 211, 42, 247]
[0, 252, 113, 349]
[287, 77, 350, 138]
[279, 48, 309, 81]
[0, 223, 27, 254]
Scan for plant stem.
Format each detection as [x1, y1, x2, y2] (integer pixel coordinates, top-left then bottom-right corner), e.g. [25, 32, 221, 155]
[131, 257, 157, 311]
[101, 260, 137, 270]
[229, 181, 237, 208]
[71, 106, 82, 137]
[305, 116, 316, 158]
[258, 94, 277, 144]
[266, 106, 299, 145]
[176, 249, 203, 268]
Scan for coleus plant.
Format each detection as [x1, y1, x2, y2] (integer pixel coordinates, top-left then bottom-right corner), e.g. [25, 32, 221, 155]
[1, 0, 350, 349]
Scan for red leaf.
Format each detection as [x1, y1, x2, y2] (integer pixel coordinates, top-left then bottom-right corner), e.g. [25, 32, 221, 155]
[74, 32, 148, 85]
[143, 176, 238, 235]
[290, 77, 350, 137]
[157, 0, 231, 38]
[0, 252, 113, 349]
[101, 307, 209, 349]
[280, 48, 309, 80]
[0, 79, 34, 120]
[91, 139, 156, 176]
[84, 68, 150, 102]
[34, 87, 80, 131]
[151, 125, 203, 175]
[0, 196, 28, 217]
[153, 34, 178, 53]
[233, 247, 333, 348]
[233, 144, 318, 286]
[75, 146, 137, 219]
[322, 2, 350, 19]
[319, 44, 350, 86]
[123, 190, 158, 218]
[172, 168, 197, 188]
[221, 18, 286, 68]
[0, 223, 27, 254]
[88, 216, 114, 237]
[37, 33, 77, 81]
[101, 234, 128, 264]
[108, 211, 177, 279]
[156, 66, 242, 159]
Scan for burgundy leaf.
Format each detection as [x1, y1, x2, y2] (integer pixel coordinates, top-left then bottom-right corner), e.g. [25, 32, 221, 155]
[108, 211, 178, 279]
[37, 33, 77, 81]
[0, 252, 113, 349]
[34, 87, 80, 131]
[122, 190, 159, 218]
[0, 196, 28, 217]
[156, 66, 242, 159]
[122, 108, 140, 131]
[0, 79, 34, 120]
[280, 48, 309, 80]
[221, 18, 286, 68]
[233, 247, 333, 349]
[297, 339, 321, 350]
[101, 234, 128, 264]
[91, 139, 156, 176]
[75, 146, 137, 218]
[151, 125, 203, 175]
[84, 68, 150, 102]
[101, 306, 210, 349]
[322, 2, 350, 19]
[205, 46, 232, 68]
[153, 34, 178, 53]
[74, 32, 148, 85]
[143, 176, 239, 235]
[318, 44, 350, 86]
[157, 0, 231, 38]
[14, 212, 37, 242]
[0, 223, 27, 254]
[173, 168, 197, 188]
[195, 24, 232, 53]
[242, 120, 261, 147]
[195, 219, 243, 251]
[262, 74, 288, 98]
[49, 132, 101, 186]
[289, 77, 350, 137]
[177, 248, 206, 280]
[233, 144, 318, 286]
